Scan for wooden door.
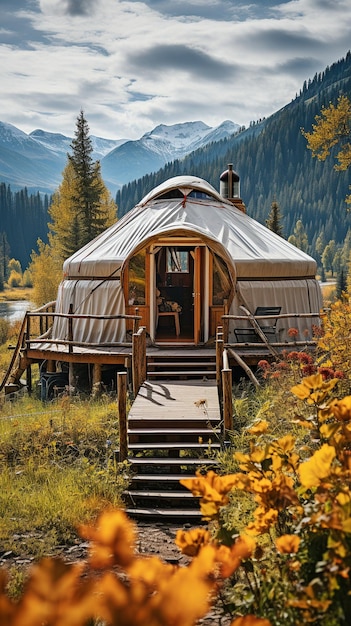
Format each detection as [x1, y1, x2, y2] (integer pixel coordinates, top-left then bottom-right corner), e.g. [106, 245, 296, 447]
[193, 246, 201, 344]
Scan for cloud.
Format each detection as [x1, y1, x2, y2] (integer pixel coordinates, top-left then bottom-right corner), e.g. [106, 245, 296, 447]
[62, 0, 98, 16]
[129, 44, 236, 80]
[0, 0, 350, 140]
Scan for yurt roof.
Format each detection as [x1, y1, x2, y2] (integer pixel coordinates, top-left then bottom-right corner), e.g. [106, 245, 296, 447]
[63, 176, 317, 280]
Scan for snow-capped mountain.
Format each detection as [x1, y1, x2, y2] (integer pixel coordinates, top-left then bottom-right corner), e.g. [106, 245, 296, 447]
[30, 129, 126, 160]
[101, 120, 239, 192]
[0, 119, 239, 195]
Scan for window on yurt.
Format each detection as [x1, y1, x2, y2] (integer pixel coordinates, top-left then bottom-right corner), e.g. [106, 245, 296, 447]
[166, 248, 189, 273]
[212, 254, 231, 304]
[128, 250, 146, 305]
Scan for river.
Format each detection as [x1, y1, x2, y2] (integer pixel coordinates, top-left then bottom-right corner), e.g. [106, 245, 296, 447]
[0, 301, 33, 322]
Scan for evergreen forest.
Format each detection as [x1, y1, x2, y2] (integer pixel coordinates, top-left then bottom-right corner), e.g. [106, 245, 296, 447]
[0, 183, 50, 268]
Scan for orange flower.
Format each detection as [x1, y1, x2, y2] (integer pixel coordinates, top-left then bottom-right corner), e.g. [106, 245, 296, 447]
[181, 471, 238, 519]
[275, 534, 301, 554]
[299, 444, 336, 489]
[80, 509, 136, 569]
[216, 535, 256, 578]
[175, 528, 212, 557]
[331, 396, 351, 422]
[246, 506, 278, 535]
[248, 420, 269, 435]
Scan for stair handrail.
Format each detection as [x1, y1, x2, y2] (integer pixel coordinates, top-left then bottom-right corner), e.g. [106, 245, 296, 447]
[0, 311, 29, 393]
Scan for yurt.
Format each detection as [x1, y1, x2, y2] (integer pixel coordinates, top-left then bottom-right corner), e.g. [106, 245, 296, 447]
[52, 172, 322, 347]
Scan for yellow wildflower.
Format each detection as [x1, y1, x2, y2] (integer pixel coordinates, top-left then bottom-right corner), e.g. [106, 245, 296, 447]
[299, 444, 336, 489]
[332, 396, 351, 422]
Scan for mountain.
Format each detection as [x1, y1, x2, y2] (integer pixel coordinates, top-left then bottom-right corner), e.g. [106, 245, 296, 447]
[0, 122, 64, 194]
[0, 120, 239, 195]
[29, 129, 125, 161]
[116, 51, 351, 271]
[99, 120, 240, 193]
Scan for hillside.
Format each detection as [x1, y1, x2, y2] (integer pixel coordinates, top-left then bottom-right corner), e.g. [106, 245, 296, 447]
[116, 51, 351, 266]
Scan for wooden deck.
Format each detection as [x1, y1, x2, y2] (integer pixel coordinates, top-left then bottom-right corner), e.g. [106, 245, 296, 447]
[129, 379, 220, 422]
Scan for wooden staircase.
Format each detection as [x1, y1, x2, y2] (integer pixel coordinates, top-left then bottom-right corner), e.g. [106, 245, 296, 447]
[146, 352, 217, 380]
[124, 376, 222, 519]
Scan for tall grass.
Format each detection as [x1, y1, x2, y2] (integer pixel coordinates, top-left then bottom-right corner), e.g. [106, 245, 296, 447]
[0, 394, 130, 558]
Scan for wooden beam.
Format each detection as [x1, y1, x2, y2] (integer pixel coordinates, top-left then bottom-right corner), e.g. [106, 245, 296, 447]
[228, 348, 261, 388]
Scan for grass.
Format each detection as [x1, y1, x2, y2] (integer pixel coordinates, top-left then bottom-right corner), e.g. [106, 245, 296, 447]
[0, 286, 34, 302]
[0, 394, 130, 559]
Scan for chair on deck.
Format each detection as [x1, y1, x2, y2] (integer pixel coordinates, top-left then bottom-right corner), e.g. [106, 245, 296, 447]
[157, 310, 180, 336]
[234, 306, 281, 343]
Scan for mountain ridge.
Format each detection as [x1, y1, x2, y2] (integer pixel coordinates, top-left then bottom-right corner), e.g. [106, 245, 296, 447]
[0, 119, 239, 195]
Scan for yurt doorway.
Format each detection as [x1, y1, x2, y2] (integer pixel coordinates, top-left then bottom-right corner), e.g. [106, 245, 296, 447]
[152, 245, 205, 344]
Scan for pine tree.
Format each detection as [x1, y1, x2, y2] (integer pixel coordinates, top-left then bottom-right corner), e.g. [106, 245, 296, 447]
[266, 197, 284, 236]
[336, 267, 347, 299]
[68, 110, 117, 245]
[0, 232, 10, 291]
[49, 110, 117, 260]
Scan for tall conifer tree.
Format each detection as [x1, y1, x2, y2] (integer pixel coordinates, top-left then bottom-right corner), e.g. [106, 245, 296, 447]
[266, 197, 284, 237]
[49, 110, 117, 259]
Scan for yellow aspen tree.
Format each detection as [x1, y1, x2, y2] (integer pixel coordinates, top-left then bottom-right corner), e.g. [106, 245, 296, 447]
[30, 239, 62, 306]
[302, 94, 351, 205]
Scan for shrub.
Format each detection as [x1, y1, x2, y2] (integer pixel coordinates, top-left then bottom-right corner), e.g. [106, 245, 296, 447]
[0, 318, 10, 345]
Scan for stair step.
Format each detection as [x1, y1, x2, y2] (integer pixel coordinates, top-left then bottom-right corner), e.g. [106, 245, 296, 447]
[128, 428, 220, 435]
[128, 416, 220, 422]
[147, 371, 216, 377]
[129, 442, 220, 451]
[129, 457, 218, 465]
[130, 474, 197, 482]
[147, 361, 215, 368]
[125, 490, 198, 499]
[125, 507, 202, 518]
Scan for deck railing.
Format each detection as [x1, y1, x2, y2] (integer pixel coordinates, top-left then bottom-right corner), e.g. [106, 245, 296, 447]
[0, 304, 143, 395]
[216, 309, 323, 435]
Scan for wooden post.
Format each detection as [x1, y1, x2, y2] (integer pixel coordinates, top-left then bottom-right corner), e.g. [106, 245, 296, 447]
[118, 371, 128, 462]
[132, 330, 140, 397]
[26, 364, 32, 395]
[222, 349, 233, 432]
[68, 304, 73, 354]
[25, 313, 31, 349]
[46, 360, 56, 374]
[132, 326, 147, 397]
[222, 316, 229, 343]
[216, 336, 224, 396]
[92, 363, 102, 397]
[140, 327, 146, 386]
[134, 307, 140, 333]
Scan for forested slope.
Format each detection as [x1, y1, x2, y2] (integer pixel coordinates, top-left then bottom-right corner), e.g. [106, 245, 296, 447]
[116, 52, 351, 264]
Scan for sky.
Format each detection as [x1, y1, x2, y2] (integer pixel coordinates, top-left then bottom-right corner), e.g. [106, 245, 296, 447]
[0, 0, 350, 140]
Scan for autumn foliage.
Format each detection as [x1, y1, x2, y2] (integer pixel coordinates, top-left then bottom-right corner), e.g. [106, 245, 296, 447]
[2, 303, 351, 624]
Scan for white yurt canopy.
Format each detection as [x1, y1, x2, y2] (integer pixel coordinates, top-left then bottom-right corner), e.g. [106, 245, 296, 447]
[54, 175, 322, 344]
[63, 175, 317, 281]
